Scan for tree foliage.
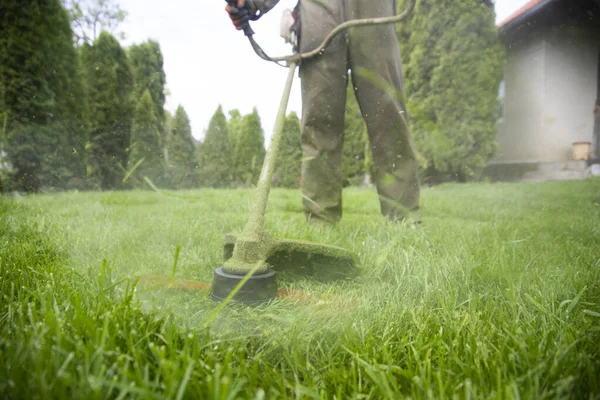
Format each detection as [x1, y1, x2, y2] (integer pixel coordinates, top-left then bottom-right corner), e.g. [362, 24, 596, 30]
[80, 31, 134, 190]
[0, 0, 88, 192]
[166, 105, 197, 189]
[197, 105, 232, 188]
[227, 109, 243, 155]
[232, 108, 266, 187]
[62, 0, 127, 45]
[129, 40, 166, 135]
[396, 0, 505, 182]
[343, 82, 369, 187]
[0, 0, 506, 194]
[273, 112, 302, 188]
[128, 89, 163, 188]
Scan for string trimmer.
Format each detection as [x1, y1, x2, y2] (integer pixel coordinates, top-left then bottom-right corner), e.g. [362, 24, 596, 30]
[211, 0, 415, 305]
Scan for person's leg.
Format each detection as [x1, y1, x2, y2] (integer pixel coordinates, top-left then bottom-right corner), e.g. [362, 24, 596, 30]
[298, 0, 349, 224]
[346, 0, 420, 222]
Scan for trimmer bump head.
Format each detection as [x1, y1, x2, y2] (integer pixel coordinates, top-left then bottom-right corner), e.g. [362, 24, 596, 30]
[210, 266, 278, 305]
[210, 233, 358, 305]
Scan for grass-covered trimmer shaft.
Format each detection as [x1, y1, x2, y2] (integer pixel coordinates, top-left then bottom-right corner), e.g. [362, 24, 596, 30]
[211, 0, 416, 304]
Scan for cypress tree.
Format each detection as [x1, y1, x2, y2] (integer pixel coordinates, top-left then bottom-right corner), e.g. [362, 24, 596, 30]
[0, 0, 87, 191]
[273, 112, 302, 188]
[163, 109, 173, 162]
[227, 109, 243, 154]
[166, 105, 197, 189]
[129, 40, 166, 135]
[226, 109, 243, 186]
[343, 82, 369, 186]
[396, 0, 504, 182]
[80, 31, 134, 190]
[128, 89, 163, 187]
[233, 108, 266, 187]
[197, 105, 232, 187]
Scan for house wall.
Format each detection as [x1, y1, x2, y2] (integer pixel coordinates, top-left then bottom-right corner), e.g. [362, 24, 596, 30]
[493, 35, 546, 163]
[543, 26, 599, 161]
[493, 25, 600, 164]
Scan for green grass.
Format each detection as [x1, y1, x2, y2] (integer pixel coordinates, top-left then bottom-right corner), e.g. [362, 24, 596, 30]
[1, 179, 600, 399]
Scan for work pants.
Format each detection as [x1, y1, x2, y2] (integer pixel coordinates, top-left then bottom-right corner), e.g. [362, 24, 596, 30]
[298, 0, 420, 223]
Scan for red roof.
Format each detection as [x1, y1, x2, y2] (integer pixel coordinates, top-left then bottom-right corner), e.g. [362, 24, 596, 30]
[497, 0, 550, 27]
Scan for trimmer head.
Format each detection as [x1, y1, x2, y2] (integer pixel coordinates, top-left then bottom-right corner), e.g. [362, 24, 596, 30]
[209, 233, 358, 305]
[210, 266, 277, 305]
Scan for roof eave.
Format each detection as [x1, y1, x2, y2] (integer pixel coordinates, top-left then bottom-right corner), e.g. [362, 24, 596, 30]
[498, 0, 560, 35]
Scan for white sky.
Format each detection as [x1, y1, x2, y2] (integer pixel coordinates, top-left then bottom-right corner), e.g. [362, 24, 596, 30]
[117, 0, 529, 142]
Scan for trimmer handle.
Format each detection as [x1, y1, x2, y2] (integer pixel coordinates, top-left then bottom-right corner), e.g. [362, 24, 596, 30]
[225, 0, 255, 37]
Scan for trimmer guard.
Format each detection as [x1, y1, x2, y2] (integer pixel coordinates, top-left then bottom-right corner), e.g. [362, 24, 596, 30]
[223, 234, 358, 282]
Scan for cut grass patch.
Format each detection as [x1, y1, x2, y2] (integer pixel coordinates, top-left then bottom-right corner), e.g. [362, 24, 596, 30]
[1, 179, 600, 398]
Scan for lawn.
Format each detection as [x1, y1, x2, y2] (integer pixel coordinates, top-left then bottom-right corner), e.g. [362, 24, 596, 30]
[1, 179, 599, 399]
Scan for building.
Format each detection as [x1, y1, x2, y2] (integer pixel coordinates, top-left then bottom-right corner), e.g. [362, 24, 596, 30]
[485, 0, 600, 182]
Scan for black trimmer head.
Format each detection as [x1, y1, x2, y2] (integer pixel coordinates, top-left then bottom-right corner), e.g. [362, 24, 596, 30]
[210, 267, 277, 305]
[210, 233, 358, 305]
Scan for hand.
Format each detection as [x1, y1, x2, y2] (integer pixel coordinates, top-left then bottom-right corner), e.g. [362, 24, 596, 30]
[225, 0, 259, 32]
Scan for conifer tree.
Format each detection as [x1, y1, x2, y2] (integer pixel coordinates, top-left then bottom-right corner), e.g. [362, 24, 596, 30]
[226, 109, 244, 186]
[197, 105, 232, 187]
[0, 0, 87, 191]
[128, 89, 163, 187]
[343, 82, 369, 186]
[233, 108, 266, 187]
[166, 105, 197, 189]
[227, 109, 243, 154]
[80, 31, 134, 190]
[163, 109, 173, 162]
[129, 40, 166, 135]
[396, 0, 504, 182]
[273, 112, 302, 188]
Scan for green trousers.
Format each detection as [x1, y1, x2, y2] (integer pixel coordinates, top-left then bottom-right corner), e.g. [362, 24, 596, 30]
[297, 0, 420, 223]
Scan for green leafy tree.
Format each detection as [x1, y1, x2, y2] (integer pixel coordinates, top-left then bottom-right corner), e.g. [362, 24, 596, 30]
[0, 0, 88, 192]
[227, 109, 243, 155]
[273, 112, 302, 188]
[163, 109, 172, 162]
[128, 89, 163, 187]
[343, 82, 369, 186]
[128, 40, 166, 135]
[233, 108, 266, 187]
[197, 105, 232, 188]
[396, 0, 504, 182]
[166, 105, 198, 189]
[63, 0, 127, 45]
[164, 109, 173, 136]
[80, 31, 134, 190]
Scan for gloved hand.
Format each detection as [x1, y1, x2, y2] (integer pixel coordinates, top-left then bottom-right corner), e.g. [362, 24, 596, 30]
[225, 0, 261, 32]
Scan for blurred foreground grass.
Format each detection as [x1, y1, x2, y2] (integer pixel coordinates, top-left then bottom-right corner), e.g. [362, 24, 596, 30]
[1, 179, 600, 399]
